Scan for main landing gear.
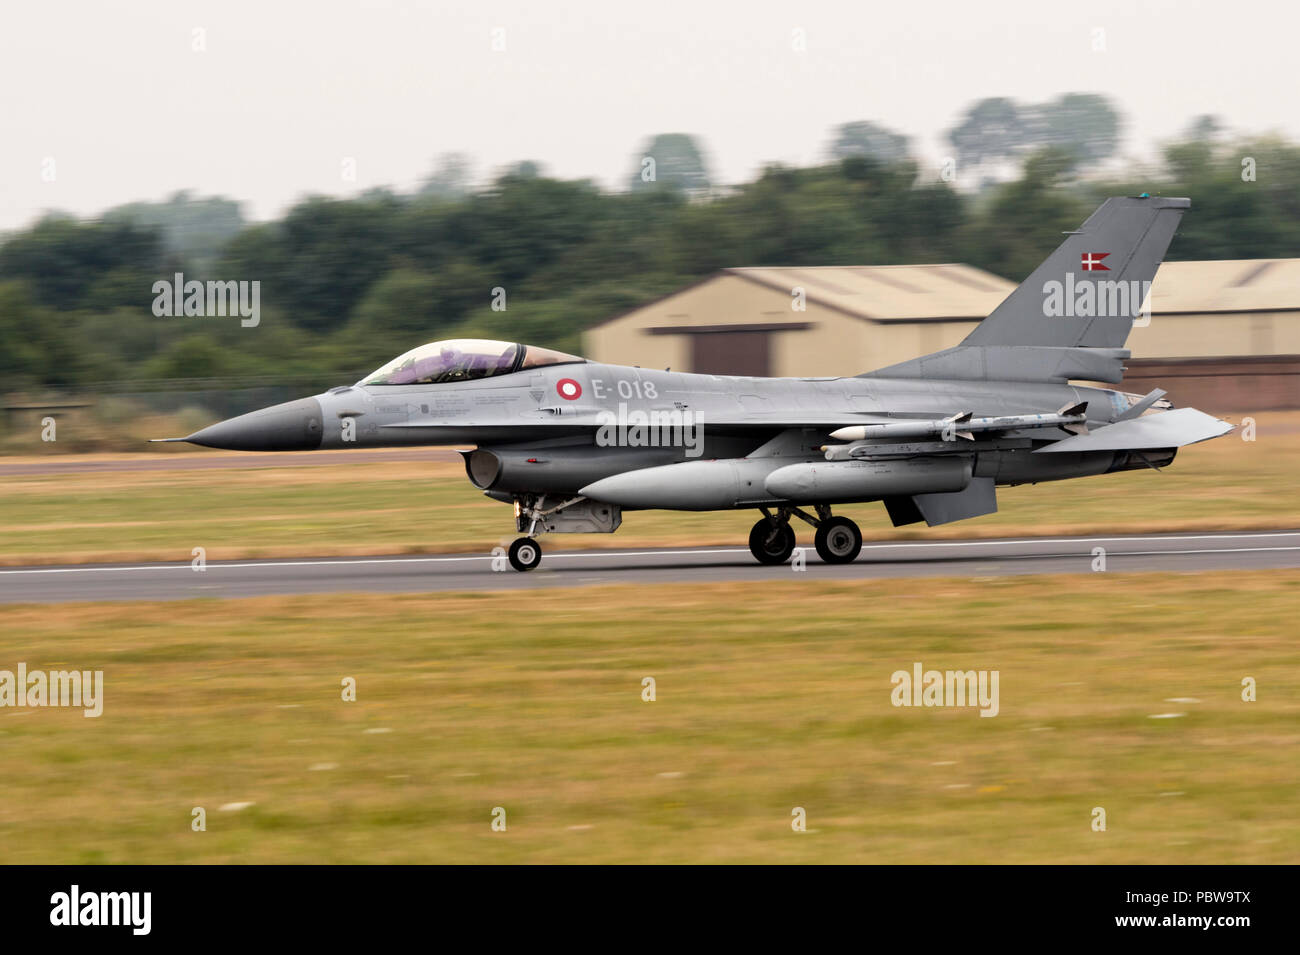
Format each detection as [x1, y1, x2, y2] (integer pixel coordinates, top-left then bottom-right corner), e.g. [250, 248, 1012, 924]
[748, 515, 796, 565]
[747, 505, 863, 566]
[814, 515, 863, 564]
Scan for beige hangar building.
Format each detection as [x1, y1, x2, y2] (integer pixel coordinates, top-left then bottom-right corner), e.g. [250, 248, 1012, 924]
[583, 260, 1300, 412]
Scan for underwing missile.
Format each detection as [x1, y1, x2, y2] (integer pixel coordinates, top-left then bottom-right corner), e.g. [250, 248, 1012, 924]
[828, 402, 1088, 445]
[828, 412, 973, 443]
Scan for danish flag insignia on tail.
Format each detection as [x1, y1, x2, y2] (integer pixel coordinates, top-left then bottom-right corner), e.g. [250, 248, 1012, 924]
[1081, 252, 1110, 271]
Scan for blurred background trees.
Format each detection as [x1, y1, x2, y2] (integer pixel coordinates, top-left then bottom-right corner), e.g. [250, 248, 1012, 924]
[828, 121, 911, 165]
[947, 93, 1121, 183]
[628, 133, 712, 195]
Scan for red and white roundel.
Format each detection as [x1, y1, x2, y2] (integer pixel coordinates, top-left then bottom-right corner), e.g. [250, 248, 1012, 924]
[556, 378, 582, 400]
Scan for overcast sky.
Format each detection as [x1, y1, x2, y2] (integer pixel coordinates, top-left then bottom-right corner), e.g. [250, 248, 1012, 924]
[1, 0, 1294, 230]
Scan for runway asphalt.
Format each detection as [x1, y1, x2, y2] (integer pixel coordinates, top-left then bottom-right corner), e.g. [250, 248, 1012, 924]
[0, 448, 461, 475]
[1, 530, 1298, 603]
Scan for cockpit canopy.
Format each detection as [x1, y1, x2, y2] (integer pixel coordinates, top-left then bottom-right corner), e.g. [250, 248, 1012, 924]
[360, 339, 584, 386]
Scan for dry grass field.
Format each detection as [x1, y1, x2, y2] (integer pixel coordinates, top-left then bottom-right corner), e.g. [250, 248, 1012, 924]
[1, 572, 1296, 863]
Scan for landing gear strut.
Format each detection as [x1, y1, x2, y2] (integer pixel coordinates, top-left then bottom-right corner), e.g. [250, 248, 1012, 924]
[505, 493, 611, 572]
[507, 494, 547, 572]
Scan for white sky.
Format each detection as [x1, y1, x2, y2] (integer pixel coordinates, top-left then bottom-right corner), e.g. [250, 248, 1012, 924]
[1, 0, 1295, 230]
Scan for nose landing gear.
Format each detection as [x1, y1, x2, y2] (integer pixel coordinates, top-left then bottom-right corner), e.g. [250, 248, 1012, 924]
[507, 537, 542, 572]
[502, 493, 622, 571]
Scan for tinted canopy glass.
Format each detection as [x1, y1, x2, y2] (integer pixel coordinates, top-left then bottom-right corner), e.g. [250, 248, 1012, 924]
[361, 339, 583, 386]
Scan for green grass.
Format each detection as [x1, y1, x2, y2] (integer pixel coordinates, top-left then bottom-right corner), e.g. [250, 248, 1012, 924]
[0, 410, 1295, 565]
[1, 571, 1296, 863]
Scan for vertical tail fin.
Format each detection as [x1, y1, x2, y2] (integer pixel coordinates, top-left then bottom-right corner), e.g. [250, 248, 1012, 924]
[962, 195, 1189, 349]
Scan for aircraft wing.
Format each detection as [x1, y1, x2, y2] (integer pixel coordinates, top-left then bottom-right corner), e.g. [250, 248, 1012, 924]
[1033, 407, 1233, 453]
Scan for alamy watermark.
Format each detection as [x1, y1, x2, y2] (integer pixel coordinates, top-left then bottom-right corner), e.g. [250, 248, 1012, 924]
[890, 662, 999, 717]
[595, 402, 705, 457]
[50, 885, 150, 935]
[152, 272, 260, 327]
[0, 663, 103, 717]
[1043, 271, 1152, 327]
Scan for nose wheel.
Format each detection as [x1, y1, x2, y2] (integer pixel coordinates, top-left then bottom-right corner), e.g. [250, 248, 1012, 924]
[508, 537, 542, 572]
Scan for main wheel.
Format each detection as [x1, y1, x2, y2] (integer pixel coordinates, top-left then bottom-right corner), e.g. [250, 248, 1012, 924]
[748, 519, 796, 565]
[814, 516, 862, 564]
[508, 537, 542, 572]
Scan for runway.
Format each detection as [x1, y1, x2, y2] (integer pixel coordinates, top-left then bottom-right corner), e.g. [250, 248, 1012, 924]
[0, 447, 460, 476]
[1, 530, 1298, 603]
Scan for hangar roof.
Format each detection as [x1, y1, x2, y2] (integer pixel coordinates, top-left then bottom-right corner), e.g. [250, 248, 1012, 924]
[725, 265, 1016, 322]
[589, 259, 1300, 331]
[1151, 259, 1300, 313]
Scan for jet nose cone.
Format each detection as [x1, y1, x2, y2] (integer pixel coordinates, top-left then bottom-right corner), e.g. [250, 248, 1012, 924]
[184, 397, 324, 451]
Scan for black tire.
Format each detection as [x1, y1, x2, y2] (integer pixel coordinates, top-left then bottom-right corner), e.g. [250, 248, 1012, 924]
[508, 537, 542, 572]
[814, 516, 862, 564]
[748, 519, 796, 565]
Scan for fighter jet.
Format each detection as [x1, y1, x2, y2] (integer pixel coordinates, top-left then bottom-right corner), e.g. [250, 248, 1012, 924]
[159, 196, 1232, 571]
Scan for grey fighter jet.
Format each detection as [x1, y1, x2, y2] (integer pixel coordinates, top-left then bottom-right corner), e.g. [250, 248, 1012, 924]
[159, 196, 1232, 571]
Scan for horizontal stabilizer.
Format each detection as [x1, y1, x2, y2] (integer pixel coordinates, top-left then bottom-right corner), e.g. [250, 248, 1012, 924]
[1034, 407, 1232, 453]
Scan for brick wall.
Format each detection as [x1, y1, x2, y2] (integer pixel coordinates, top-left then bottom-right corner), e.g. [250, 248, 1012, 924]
[1120, 356, 1300, 412]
